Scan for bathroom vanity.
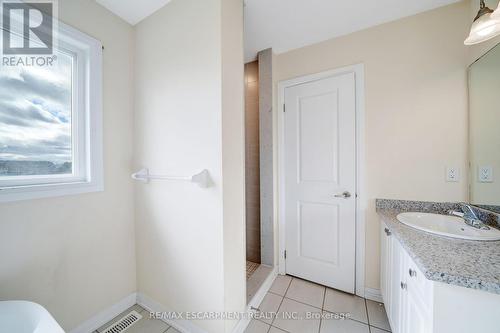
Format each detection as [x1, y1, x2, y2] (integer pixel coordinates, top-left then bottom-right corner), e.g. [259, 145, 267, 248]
[377, 200, 500, 333]
[376, 38, 500, 333]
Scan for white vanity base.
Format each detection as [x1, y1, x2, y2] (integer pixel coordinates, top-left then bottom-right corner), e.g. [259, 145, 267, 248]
[380, 220, 500, 333]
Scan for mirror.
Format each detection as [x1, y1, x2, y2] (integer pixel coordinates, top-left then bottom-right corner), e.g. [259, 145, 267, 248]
[469, 42, 500, 213]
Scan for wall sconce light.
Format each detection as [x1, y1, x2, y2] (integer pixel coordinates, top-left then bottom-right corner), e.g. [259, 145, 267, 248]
[465, 0, 500, 45]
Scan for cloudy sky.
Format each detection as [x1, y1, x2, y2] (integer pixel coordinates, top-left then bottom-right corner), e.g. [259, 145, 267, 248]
[0, 51, 73, 164]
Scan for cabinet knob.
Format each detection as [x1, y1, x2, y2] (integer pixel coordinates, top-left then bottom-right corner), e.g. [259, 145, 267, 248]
[400, 281, 407, 290]
[384, 228, 391, 236]
[409, 268, 417, 278]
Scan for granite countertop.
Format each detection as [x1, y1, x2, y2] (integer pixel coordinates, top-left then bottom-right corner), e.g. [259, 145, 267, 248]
[376, 199, 500, 295]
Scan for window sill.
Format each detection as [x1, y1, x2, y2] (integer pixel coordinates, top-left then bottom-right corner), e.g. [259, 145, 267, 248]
[0, 180, 104, 203]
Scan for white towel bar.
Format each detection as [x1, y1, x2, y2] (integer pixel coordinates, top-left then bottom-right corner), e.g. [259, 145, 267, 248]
[131, 168, 211, 188]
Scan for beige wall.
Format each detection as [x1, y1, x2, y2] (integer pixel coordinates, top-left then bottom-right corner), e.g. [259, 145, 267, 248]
[0, 0, 136, 330]
[274, 2, 473, 290]
[134, 0, 245, 332]
[221, 0, 246, 330]
[245, 61, 261, 263]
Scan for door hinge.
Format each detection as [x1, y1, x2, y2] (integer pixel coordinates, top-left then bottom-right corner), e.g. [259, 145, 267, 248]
[284, 250, 287, 259]
[283, 104, 286, 112]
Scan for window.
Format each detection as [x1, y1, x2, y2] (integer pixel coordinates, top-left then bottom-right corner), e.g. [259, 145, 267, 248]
[0, 20, 103, 202]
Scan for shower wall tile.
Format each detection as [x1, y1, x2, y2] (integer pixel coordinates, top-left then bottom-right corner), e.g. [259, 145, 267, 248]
[245, 61, 261, 263]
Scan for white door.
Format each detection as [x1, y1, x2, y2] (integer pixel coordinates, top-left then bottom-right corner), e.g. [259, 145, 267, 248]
[283, 72, 356, 293]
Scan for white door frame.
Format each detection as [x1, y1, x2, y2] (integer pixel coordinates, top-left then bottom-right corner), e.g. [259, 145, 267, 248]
[277, 63, 366, 298]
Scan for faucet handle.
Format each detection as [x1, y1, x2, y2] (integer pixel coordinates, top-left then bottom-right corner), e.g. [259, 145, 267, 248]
[448, 210, 464, 218]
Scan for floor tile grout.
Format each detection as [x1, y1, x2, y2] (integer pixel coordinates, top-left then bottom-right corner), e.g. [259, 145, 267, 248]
[321, 286, 326, 310]
[270, 277, 293, 329]
[321, 308, 369, 326]
[317, 286, 327, 333]
[369, 325, 391, 332]
[270, 325, 289, 333]
[267, 290, 285, 297]
[282, 295, 323, 311]
[365, 298, 370, 326]
[370, 323, 392, 332]
[270, 322, 291, 333]
[283, 277, 293, 296]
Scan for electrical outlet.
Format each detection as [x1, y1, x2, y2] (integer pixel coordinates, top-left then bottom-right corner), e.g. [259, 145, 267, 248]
[446, 167, 460, 182]
[478, 166, 493, 183]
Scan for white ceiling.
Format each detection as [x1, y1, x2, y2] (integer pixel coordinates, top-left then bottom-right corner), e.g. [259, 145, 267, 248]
[95, 0, 172, 25]
[244, 0, 460, 62]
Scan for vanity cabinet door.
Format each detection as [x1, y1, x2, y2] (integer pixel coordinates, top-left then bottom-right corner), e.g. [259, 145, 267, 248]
[402, 250, 433, 333]
[403, 288, 429, 333]
[380, 221, 392, 311]
[381, 221, 432, 333]
[389, 236, 405, 333]
[406, 256, 433, 307]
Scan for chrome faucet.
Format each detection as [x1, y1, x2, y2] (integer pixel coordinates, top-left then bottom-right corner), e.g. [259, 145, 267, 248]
[449, 203, 490, 230]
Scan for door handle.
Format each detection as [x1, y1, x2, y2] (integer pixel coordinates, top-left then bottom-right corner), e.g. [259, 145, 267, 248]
[334, 191, 351, 199]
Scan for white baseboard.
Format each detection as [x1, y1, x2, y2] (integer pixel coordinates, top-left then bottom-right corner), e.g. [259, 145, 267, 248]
[69, 271, 280, 333]
[364, 288, 383, 303]
[69, 293, 137, 333]
[137, 292, 207, 333]
[232, 266, 278, 333]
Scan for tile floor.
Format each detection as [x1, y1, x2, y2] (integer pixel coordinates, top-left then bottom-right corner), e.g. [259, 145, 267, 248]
[245, 275, 392, 333]
[95, 275, 390, 333]
[247, 261, 260, 279]
[94, 304, 179, 333]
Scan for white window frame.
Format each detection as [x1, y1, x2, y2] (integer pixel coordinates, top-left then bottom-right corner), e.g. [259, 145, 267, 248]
[0, 20, 103, 202]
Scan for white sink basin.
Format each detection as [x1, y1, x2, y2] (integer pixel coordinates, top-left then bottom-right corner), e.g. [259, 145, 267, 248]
[397, 212, 500, 241]
[0, 301, 65, 333]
